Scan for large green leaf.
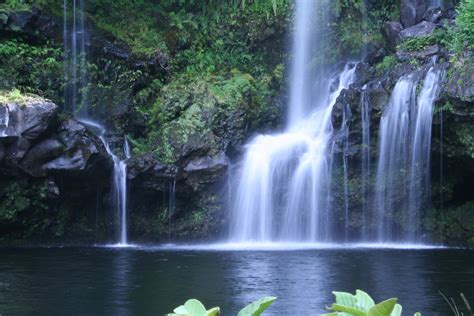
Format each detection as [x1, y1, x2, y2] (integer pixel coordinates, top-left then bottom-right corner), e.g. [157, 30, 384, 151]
[333, 291, 358, 309]
[169, 299, 220, 316]
[367, 298, 398, 316]
[238, 296, 277, 316]
[329, 303, 366, 316]
[205, 307, 220, 316]
[355, 290, 375, 312]
[391, 304, 402, 316]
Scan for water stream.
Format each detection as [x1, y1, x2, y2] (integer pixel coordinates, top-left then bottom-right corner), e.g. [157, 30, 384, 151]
[374, 67, 442, 242]
[64, 0, 130, 245]
[230, 0, 357, 242]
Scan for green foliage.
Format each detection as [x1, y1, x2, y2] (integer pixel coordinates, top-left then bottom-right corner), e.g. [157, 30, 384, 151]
[0, 88, 45, 104]
[0, 38, 63, 103]
[426, 202, 474, 246]
[375, 55, 399, 75]
[325, 0, 399, 62]
[169, 299, 220, 316]
[0, 180, 50, 239]
[168, 297, 276, 316]
[451, 0, 474, 52]
[324, 290, 420, 316]
[237, 296, 277, 316]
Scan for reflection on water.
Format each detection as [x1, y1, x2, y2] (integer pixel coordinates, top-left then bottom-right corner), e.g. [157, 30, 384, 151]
[0, 248, 472, 315]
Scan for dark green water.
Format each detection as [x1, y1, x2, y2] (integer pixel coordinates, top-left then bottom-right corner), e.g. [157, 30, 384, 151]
[0, 247, 472, 315]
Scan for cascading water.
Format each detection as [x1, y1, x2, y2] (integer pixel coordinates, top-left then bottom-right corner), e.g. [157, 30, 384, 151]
[407, 67, 443, 242]
[63, 0, 88, 117]
[229, 0, 357, 243]
[360, 85, 371, 239]
[374, 67, 442, 242]
[64, 1, 131, 245]
[0, 105, 9, 137]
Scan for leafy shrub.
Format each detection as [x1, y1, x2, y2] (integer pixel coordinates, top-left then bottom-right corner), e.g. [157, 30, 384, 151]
[452, 0, 474, 52]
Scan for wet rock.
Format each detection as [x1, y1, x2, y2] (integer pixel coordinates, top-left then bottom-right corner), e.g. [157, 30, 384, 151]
[396, 44, 440, 61]
[353, 63, 374, 87]
[0, 98, 57, 165]
[43, 120, 106, 173]
[20, 138, 64, 177]
[400, 0, 427, 28]
[424, 7, 445, 23]
[183, 152, 228, 192]
[399, 21, 437, 41]
[47, 178, 60, 197]
[365, 81, 389, 113]
[128, 153, 177, 191]
[382, 21, 403, 50]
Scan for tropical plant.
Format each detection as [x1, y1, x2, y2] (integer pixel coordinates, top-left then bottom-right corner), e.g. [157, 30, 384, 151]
[167, 296, 276, 316]
[323, 290, 421, 316]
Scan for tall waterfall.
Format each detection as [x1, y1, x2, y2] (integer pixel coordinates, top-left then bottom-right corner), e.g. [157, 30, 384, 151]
[63, 0, 88, 117]
[360, 85, 371, 239]
[229, 0, 356, 242]
[64, 1, 131, 245]
[374, 67, 442, 242]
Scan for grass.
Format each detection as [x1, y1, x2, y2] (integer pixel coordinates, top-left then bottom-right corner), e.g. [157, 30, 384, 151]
[0, 89, 45, 105]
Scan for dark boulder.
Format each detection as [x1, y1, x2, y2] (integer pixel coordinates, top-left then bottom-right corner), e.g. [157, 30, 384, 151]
[43, 119, 107, 173]
[399, 21, 437, 41]
[182, 152, 228, 192]
[20, 138, 64, 177]
[396, 44, 440, 61]
[424, 6, 445, 23]
[400, 0, 427, 28]
[382, 21, 403, 50]
[353, 63, 374, 88]
[128, 153, 177, 191]
[0, 97, 57, 166]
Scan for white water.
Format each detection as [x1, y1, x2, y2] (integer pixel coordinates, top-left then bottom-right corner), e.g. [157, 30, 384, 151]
[374, 68, 442, 242]
[360, 85, 371, 238]
[230, 0, 357, 242]
[407, 67, 443, 241]
[65, 1, 131, 245]
[63, 0, 88, 116]
[0, 105, 9, 137]
[80, 119, 131, 245]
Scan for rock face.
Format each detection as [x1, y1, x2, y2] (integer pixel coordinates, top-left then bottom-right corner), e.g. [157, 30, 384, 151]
[0, 98, 57, 169]
[0, 97, 108, 177]
[382, 21, 403, 50]
[399, 21, 437, 41]
[400, 0, 427, 28]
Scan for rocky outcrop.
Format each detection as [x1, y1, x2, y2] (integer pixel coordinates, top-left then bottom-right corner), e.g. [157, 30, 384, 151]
[0, 95, 109, 177]
[382, 21, 403, 50]
[399, 21, 437, 41]
[400, 0, 427, 28]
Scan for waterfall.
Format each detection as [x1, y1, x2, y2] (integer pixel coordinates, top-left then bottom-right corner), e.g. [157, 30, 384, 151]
[64, 1, 131, 245]
[229, 0, 356, 243]
[63, 0, 88, 117]
[339, 102, 352, 241]
[360, 86, 371, 239]
[0, 105, 9, 137]
[374, 67, 442, 242]
[407, 68, 442, 242]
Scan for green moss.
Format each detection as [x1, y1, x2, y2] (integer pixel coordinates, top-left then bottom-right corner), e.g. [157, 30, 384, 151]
[0, 38, 63, 104]
[0, 89, 46, 105]
[375, 55, 399, 75]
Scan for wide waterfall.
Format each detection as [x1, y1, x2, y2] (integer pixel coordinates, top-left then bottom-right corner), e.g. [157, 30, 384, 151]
[64, 0, 131, 245]
[229, 0, 356, 242]
[374, 67, 442, 242]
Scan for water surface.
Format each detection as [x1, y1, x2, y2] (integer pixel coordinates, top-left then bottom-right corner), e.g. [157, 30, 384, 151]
[0, 247, 472, 315]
